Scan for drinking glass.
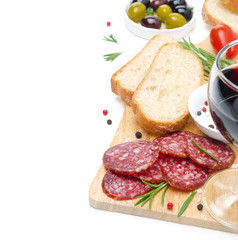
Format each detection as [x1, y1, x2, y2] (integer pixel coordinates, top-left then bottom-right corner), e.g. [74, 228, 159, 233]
[203, 40, 238, 229]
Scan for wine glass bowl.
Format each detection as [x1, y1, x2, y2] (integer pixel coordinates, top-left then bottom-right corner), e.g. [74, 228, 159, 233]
[203, 40, 238, 229]
[208, 40, 238, 145]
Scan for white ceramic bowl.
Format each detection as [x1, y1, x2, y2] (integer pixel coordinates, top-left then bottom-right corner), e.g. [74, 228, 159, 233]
[124, 0, 196, 40]
[188, 84, 228, 143]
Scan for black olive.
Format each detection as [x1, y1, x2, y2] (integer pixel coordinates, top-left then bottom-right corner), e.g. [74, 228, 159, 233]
[131, 0, 151, 8]
[151, 0, 168, 11]
[168, 0, 187, 10]
[174, 5, 193, 21]
[140, 16, 161, 29]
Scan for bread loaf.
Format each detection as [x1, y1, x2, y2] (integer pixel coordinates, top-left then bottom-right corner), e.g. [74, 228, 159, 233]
[221, 0, 238, 13]
[132, 43, 203, 134]
[111, 35, 176, 106]
[202, 0, 238, 37]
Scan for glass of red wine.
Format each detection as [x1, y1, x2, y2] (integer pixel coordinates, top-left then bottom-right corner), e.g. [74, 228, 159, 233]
[203, 40, 238, 229]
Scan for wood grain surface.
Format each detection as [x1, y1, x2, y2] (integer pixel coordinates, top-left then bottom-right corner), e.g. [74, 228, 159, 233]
[89, 36, 238, 234]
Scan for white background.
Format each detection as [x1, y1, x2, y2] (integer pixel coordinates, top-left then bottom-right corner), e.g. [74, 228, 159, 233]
[0, 0, 237, 239]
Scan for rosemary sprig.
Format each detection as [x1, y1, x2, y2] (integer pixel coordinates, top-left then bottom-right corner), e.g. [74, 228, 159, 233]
[192, 138, 219, 162]
[178, 38, 237, 78]
[103, 52, 122, 62]
[103, 34, 118, 43]
[161, 184, 170, 205]
[177, 191, 197, 217]
[135, 181, 168, 209]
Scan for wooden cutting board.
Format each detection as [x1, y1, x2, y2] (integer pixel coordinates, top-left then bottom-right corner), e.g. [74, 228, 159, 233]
[89, 37, 238, 234]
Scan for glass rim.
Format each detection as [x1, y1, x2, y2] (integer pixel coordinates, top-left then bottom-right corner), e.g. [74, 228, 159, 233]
[215, 39, 238, 92]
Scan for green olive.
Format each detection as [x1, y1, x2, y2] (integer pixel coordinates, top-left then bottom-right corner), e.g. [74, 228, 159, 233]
[128, 3, 146, 23]
[165, 13, 186, 29]
[156, 4, 172, 21]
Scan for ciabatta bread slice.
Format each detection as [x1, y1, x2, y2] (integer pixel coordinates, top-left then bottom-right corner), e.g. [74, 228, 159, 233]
[132, 43, 203, 134]
[111, 34, 176, 106]
[202, 0, 238, 37]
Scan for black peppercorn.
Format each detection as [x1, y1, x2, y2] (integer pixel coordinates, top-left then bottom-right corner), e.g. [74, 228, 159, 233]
[196, 110, 201, 116]
[197, 204, 203, 210]
[107, 119, 112, 125]
[135, 131, 142, 139]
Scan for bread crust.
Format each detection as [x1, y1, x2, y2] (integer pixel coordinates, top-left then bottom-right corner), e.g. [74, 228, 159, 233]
[111, 67, 135, 106]
[111, 35, 176, 106]
[202, 0, 238, 37]
[132, 43, 203, 134]
[221, 0, 238, 13]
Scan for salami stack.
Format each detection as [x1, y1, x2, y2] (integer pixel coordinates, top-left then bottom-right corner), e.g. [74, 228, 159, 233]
[101, 131, 236, 201]
[102, 141, 163, 200]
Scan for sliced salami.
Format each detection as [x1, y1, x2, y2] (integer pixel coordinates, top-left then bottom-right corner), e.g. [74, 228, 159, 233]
[159, 154, 210, 191]
[103, 141, 158, 175]
[134, 159, 164, 183]
[153, 131, 188, 158]
[185, 132, 235, 170]
[102, 170, 152, 200]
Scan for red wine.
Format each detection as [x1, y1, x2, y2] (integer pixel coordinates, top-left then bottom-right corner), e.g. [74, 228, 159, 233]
[209, 66, 238, 144]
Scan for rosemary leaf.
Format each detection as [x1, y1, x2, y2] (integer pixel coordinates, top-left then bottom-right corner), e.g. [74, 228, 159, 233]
[177, 191, 197, 217]
[146, 7, 154, 16]
[161, 184, 170, 205]
[103, 52, 122, 62]
[142, 180, 164, 188]
[178, 38, 237, 75]
[192, 138, 219, 162]
[103, 34, 118, 43]
[135, 181, 168, 209]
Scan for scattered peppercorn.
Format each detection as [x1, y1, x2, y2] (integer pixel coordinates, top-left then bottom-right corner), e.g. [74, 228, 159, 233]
[196, 110, 201, 116]
[202, 107, 207, 113]
[197, 204, 203, 210]
[103, 110, 108, 116]
[107, 21, 111, 27]
[135, 131, 142, 139]
[107, 119, 112, 125]
[167, 202, 173, 209]
[208, 124, 214, 129]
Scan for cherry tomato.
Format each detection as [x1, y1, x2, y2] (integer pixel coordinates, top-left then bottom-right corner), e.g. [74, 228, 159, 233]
[210, 24, 238, 59]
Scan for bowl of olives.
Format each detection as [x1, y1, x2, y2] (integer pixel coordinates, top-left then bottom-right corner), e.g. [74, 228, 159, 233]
[124, 0, 196, 40]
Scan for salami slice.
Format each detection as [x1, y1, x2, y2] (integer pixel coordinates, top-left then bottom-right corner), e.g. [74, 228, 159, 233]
[159, 154, 210, 191]
[185, 132, 235, 170]
[153, 131, 188, 158]
[134, 159, 164, 183]
[103, 141, 158, 175]
[102, 170, 152, 200]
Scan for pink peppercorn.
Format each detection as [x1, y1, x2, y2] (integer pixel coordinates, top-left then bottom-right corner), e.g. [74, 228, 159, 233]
[167, 202, 173, 209]
[103, 110, 108, 116]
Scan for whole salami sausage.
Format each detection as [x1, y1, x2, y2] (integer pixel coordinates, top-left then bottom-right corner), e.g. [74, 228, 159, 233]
[153, 131, 188, 158]
[134, 159, 164, 183]
[102, 170, 152, 200]
[184, 132, 235, 170]
[103, 141, 158, 175]
[159, 154, 210, 191]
